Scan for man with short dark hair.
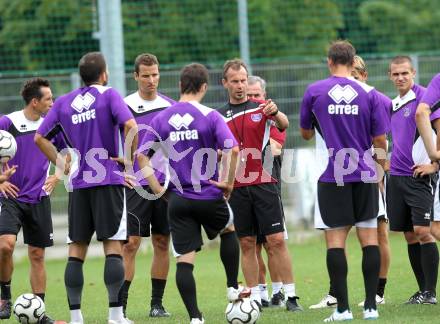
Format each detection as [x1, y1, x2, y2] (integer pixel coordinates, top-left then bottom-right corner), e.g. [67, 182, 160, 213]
[138, 63, 244, 324]
[388, 55, 439, 305]
[0, 78, 64, 323]
[300, 40, 388, 321]
[219, 59, 302, 312]
[35, 52, 138, 324]
[120, 53, 174, 318]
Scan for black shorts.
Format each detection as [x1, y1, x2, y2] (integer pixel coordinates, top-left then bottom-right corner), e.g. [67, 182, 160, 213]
[126, 187, 169, 237]
[387, 175, 435, 232]
[68, 185, 127, 242]
[167, 192, 232, 255]
[0, 196, 53, 248]
[256, 199, 285, 244]
[317, 181, 379, 228]
[229, 183, 284, 238]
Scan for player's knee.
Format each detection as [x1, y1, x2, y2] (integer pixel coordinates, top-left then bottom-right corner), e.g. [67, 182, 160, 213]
[28, 247, 45, 264]
[152, 234, 170, 252]
[239, 237, 256, 254]
[414, 227, 434, 243]
[0, 239, 15, 256]
[265, 233, 285, 251]
[123, 237, 141, 254]
[377, 228, 389, 245]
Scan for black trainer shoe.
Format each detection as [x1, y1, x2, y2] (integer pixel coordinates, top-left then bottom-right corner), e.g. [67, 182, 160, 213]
[0, 299, 11, 319]
[38, 314, 55, 324]
[422, 291, 437, 304]
[405, 291, 424, 304]
[261, 299, 270, 308]
[149, 304, 171, 317]
[270, 291, 285, 307]
[286, 296, 303, 312]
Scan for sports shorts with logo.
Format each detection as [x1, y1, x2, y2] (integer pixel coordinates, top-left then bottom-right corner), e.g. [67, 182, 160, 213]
[387, 175, 436, 232]
[0, 196, 53, 248]
[317, 181, 379, 228]
[167, 192, 233, 256]
[230, 182, 284, 238]
[126, 186, 169, 237]
[68, 185, 127, 242]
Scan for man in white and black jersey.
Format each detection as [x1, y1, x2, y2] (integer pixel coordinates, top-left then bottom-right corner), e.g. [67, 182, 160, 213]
[120, 53, 174, 319]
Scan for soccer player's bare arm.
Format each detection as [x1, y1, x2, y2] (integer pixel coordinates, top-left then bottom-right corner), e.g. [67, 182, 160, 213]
[416, 103, 439, 161]
[372, 134, 387, 180]
[300, 127, 315, 140]
[137, 152, 164, 196]
[210, 145, 239, 200]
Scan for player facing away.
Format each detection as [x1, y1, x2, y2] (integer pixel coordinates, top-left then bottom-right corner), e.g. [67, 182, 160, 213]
[137, 63, 245, 324]
[120, 53, 174, 318]
[310, 55, 392, 309]
[300, 41, 389, 321]
[0, 78, 65, 323]
[34, 52, 138, 324]
[387, 56, 440, 304]
[247, 75, 288, 308]
[417, 73, 440, 241]
[218, 59, 302, 312]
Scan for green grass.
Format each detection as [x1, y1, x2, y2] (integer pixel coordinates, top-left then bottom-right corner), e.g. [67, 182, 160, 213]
[7, 232, 440, 323]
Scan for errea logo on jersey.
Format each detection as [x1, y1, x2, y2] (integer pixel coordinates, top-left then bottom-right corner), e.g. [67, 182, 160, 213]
[168, 113, 199, 141]
[71, 92, 96, 124]
[328, 84, 359, 115]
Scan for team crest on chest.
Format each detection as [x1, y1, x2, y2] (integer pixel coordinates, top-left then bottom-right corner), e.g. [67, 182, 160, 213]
[403, 106, 411, 117]
[251, 113, 262, 122]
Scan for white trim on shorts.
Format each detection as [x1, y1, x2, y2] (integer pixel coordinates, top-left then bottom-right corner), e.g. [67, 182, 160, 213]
[433, 179, 440, 222]
[109, 188, 127, 241]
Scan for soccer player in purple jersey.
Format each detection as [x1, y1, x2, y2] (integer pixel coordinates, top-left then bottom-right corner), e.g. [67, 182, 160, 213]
[137, 63, 245, 324]
[300, 41, 388, 321]
[387, 56, 439, 305]
[416, 73, 440, 238]
[310, 55, 392, 309]
[0, 78, 66, 323]
[34, 52, 138, 324]
[119, 53, 174, 319]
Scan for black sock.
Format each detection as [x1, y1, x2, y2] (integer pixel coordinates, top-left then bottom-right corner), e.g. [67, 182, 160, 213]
[176, 262, 201, 320]
[327, 248, 349, 313]
[420, 242, 439, 294]
[377, 278, 387, 298]
[408, 243, 425, 291]
[65, 257, 84, 310]
[220, 231, 239, 289]
[329, 281, 336, 297]
[362, 245, 380, 310]
[119, 280, 131, 313]
[104, 254, 125, 308]
[0, 280, 11, 300]
[151, 278, 166, 307]
[35, 293, 45, 302]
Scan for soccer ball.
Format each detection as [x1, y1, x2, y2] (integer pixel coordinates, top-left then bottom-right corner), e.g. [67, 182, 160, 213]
[0, 130, 17, 163]
[225, 298, 260, 324]
[13, 293, 45, 324]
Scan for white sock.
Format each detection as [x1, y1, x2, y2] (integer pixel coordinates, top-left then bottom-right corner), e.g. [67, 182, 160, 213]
[250, 286, 261, 303]
[259, 284, 269, 301]
[283, 283, 296, 298]
[70, 309, 84, 323]
[109, 306, 124, 321]
[271, 282, 283, 296]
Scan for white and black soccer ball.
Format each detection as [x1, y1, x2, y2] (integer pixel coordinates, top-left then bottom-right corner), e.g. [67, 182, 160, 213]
[13, 293, 45, 324]
[0, 130, 17, 163]
[225, 298, 260, 324]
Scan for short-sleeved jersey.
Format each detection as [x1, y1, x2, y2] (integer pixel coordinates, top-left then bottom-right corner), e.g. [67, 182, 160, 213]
[421, 73, 440, 112]
[390, 84, 436, 175]
[300, 76, 389, 183]
[124, 92, 175, 186]
[0, 111, 65, 203]
[37, 85, 134, 189]
[217, 100, 276, 187]
[141, 101, 238, 200]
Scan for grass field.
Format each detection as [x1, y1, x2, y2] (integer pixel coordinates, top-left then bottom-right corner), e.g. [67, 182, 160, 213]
[7, 231, 440, 323]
